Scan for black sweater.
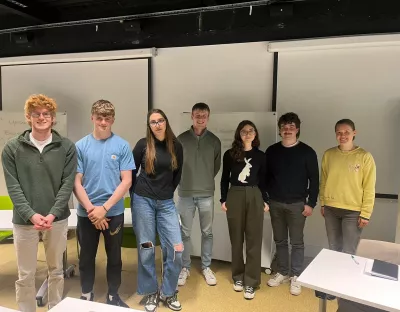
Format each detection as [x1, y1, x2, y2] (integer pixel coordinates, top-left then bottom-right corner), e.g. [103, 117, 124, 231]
[131, 137, 183, 200]
[220, 148, 268, 203]
[265, 141, 319, 208]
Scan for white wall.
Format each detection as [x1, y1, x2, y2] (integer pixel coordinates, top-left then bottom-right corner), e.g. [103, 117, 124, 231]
[153, 42, 275, 264]
[153, 42, 274, 134]
[276, 43, 400, 256]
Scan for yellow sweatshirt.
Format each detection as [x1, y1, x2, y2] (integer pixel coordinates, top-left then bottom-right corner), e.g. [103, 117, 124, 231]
[320, 146, 376, 219]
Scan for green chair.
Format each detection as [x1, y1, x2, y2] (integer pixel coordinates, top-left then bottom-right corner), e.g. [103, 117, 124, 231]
[0, 196, 14, 242]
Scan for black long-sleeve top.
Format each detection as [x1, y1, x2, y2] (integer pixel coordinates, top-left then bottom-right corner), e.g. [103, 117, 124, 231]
[220, 148, 268, 203]
[265, 141, 319, 208]
[131, 137, 183, 200]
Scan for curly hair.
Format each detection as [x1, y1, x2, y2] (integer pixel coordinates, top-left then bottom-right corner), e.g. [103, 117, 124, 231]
[24, 94, 57, 126]
[91, 99, 115, 117]
[230, 120, 260, 162]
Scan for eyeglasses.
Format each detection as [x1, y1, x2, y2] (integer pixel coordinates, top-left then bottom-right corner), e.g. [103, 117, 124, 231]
[31, 112, 52, 118]
[149, 119, 166, 127]
[240, 129, 255, 136]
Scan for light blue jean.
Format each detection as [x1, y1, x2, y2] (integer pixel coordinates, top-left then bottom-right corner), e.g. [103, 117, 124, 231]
[131, 193, 183, 297]
[177, 196, 214, 270]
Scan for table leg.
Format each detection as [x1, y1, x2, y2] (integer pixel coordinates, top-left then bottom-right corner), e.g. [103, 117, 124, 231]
[319, 298, 327, 312]
[36, 245, 75, 308]
[63, 243, 76, 278]
[35, 278, 48, 307]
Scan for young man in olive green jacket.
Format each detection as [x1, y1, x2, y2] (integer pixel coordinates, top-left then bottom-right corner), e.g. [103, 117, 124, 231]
[1, 94, 77, 312]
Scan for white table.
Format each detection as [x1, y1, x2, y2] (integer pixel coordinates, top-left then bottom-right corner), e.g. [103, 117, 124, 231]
[49, 297, 143, 311]
[297, 248, 400, 312]
[0, 307, 20, 312]
[0, 209, 133, 308]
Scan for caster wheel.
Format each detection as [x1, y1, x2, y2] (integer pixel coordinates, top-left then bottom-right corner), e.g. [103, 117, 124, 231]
[265, 268, 272, 275]
[37, 298, 45, 307]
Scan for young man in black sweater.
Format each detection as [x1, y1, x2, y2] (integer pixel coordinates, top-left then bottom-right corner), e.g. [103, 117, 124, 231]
[265, 112, 319, 296]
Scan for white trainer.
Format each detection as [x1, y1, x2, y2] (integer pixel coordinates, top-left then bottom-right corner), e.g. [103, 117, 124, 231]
[290, 276, 302, 296]
[243, 286, 255, 300]
[267, 272, 290, 287]
[233, 280, 243, 292]
[202, 267, 217, 286]
[178, 268, 190, 286]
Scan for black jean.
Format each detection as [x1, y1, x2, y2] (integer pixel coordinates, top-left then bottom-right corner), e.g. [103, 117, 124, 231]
[77, 214, 124, 295]
[269, 200, 306, 277]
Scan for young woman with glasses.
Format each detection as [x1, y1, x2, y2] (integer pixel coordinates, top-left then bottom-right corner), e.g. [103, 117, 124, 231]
[130, 109, 184, 312]
[220, 120, 269, 300]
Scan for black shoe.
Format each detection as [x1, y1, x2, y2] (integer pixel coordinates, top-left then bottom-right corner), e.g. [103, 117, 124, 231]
[80, 293, 94, 301]
[107, 294, 129, 308]
[144, 293, 159, 312]
[160, 291, 182, 311]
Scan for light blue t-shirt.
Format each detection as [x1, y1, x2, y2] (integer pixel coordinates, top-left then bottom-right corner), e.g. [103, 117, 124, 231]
[75, 133, 135, 217]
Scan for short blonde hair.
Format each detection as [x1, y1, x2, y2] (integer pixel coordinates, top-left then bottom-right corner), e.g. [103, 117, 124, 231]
[91, 99, 115, 117]
[24, 94, 57, 126]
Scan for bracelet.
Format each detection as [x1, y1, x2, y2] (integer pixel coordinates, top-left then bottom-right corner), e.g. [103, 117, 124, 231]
[103, 205, 108, 212]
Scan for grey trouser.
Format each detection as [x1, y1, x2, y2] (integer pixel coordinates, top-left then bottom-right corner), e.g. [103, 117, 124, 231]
[269, 200, 306, 277]
[324, 206, 363, 255]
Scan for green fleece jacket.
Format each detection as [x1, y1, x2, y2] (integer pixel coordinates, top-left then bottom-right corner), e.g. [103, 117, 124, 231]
[177, 127, 221, 197]
[1, 129, 77, 225]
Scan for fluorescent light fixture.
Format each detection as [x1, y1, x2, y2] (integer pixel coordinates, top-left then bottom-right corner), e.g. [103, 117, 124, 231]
[0, 47, 157, 66]
[268, 34, 400, 52]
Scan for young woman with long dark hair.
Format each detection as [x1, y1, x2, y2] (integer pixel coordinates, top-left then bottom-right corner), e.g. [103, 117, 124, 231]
[220, 120, 269, 300]
[131, 109, 184, 312]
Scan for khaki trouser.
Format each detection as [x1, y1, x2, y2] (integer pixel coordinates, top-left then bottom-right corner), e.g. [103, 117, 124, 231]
[13, 219, 68, 312]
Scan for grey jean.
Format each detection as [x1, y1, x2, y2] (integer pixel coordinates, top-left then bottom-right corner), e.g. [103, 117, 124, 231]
[269, 200, 306, 277]
[178, 196, 214, 270]
[324, 206, 363, 255]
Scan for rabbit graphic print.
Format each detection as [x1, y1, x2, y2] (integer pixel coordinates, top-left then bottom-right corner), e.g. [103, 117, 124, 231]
[238, 158, 252, 183]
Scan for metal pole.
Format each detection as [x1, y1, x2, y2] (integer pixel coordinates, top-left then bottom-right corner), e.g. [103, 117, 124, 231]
[319, 298, 327, 312]
[0, 0, 275, 35]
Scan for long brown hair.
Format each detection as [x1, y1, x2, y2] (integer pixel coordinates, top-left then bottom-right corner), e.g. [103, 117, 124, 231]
[145, 108, 178, 175]
[230, 120, 260, 162]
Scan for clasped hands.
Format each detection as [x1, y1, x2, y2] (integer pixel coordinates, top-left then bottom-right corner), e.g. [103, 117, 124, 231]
[30, 213, 56, 230]
[88, 206, 110, 230]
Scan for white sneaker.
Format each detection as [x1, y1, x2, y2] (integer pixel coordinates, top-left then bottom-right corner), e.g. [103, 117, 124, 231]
[267, 273, 290, 287]
[202, 267, 217, 286]
[233, 280, 243, 292]
[244, 286, 255, 300]
[290, 276, 301, 296]
[178, 268, 190, 286]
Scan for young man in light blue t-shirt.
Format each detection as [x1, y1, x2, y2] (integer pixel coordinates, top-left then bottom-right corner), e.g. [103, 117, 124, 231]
[73, 100, 135, 307]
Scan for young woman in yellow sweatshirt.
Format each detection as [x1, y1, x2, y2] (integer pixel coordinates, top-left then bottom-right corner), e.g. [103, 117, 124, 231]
[320, 119, 376, 255]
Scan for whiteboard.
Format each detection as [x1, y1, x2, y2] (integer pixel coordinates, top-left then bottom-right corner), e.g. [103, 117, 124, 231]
[0, 111, 67, 195]
[277, 47, 400, 195]
[1, 58, 149, 149]
[178, 112, 277, 267]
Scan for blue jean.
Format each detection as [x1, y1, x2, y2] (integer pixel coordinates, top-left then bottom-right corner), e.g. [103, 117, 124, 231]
[131, 193, 183, 297]
[177, 196, 214, 270]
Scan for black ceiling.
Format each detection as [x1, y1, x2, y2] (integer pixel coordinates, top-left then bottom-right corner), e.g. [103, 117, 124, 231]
[1, 0, 400, 58]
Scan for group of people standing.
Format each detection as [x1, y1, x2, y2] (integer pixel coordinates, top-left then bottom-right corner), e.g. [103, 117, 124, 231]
[1, 94, 376, 312]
